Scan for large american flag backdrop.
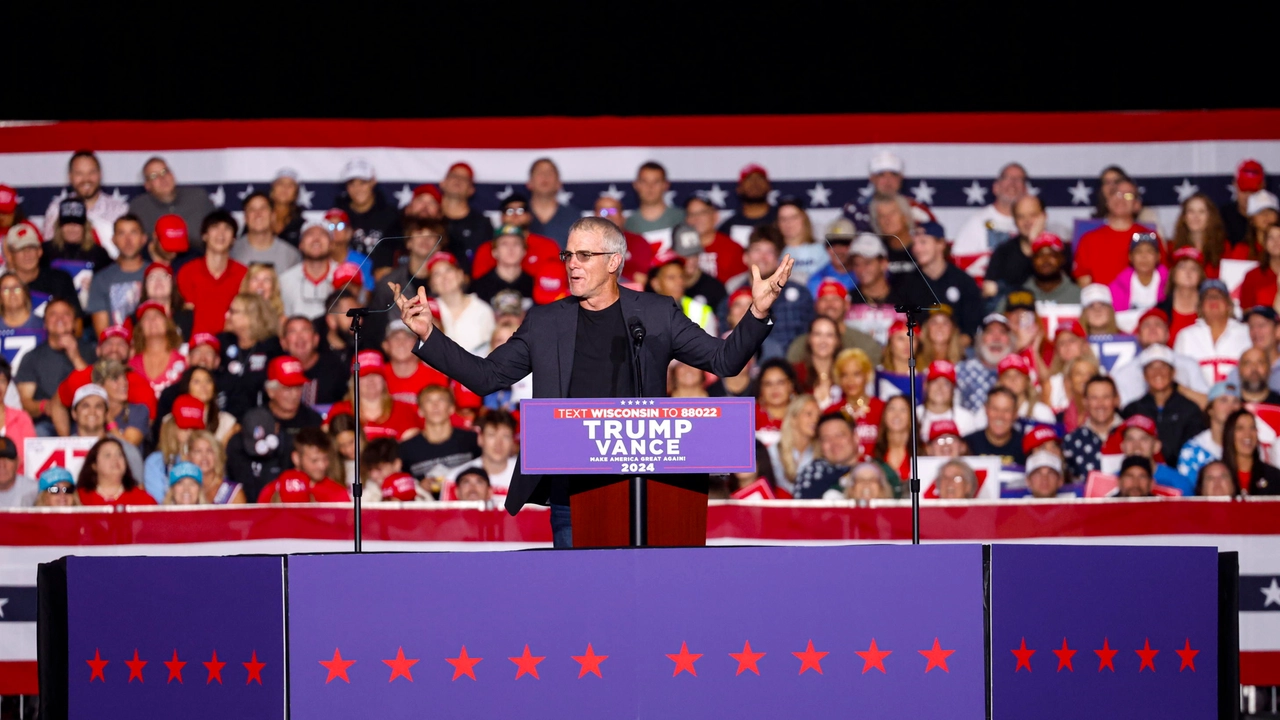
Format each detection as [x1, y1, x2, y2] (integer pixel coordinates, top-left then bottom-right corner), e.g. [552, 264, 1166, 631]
[0, 111, 1278, 248]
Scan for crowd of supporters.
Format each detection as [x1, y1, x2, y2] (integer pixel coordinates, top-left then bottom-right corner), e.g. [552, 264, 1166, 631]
[0, 150, 1277, 509]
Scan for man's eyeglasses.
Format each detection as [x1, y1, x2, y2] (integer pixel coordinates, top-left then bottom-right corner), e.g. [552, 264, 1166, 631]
[145, 168, 170, 182]
[596, 208, 621, 218]
[326, 222, 346, 232]
[559, 250, 618, 263]
[1114, 191, 1137, 201]
[503, 207, 526, 216]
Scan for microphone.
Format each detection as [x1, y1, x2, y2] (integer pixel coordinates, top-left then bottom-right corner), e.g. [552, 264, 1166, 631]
[629, 318, 646, 348]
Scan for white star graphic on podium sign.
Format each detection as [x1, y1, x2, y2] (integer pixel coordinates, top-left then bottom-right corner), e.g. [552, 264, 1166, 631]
[0, 597, 7, 618]
[807, 182, 832, 207]
[495, 185, 514, 201]
[766, 189, 780, 206]
[663, 189, 677, 207]
[108, 187, 128, 203]
[1026, 181, 1041, 197]
[556, 189, 574, 206]
[908, 180, 935, 206]
[857, 183, 875, 199]
[236, 184, 255, 201]
[700, 183, 729, 208]
[599, 184, 625, 201]
[1067, 180, 1092, 205]
[1263, 578, 1280, 607]
[393, 184, 414, 209]
[962, 180, 988, 205]
[209, 186, 226, 208]
[1173, 178, 1199, 202]
[296, 183, 314, 209]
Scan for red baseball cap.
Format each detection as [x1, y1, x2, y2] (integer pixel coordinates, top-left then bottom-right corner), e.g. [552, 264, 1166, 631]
[888, 319, 909, 337]
[380, 472, 418, 501]
[1172, 246, 1204, 264]
[413, 184, 442, 203]
[729, 286, 753, 306]
[190, 332, 221, 354]
[172, 394, 207, 430]
[0, 185, 15, 213]
[1054, 318, 1086, 339]
[1138, 307, 1170, 328]
[816, 278, 848, 300]
[333, 261, 363, 289]
[739, 164, 768, 182]
[276, 470, 313, 503]
[99, 325, 132, 345]
[144, 262, 173, 281]
[532, 262, 569, 305]
[426, 251, 458, 273]
[1122, 414, 1158, 438]
[267, 356, 306, 387]
[447, 162, 474, 179]
[1022, 425, 1059, 455]
[927, 360, 956, 384]
[1237, 159, 1265, 193]
[136, 299, 169, 318]
[927, 419, 961, 443]
[997, 353, 1032, 377]
[154, 214, 189, 254]
[650, 249, 683, 269]
[355, 349, 387, 378]
[1031, 232, 1064, 254]
[323, 208, 349, 225]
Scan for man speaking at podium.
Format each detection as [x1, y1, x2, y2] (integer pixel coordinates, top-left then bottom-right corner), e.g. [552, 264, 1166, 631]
[393, 216, 791, 547]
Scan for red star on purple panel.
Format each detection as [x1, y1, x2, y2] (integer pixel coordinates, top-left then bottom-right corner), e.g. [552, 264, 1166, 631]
[87, 649, 108, 683]
[1052, 638, 1076, 672]
[667, 642, 703, 677]
[383, 647, 419, 682]
[244, 650, 266, 685]
[1175, 639, 1199, 672]
[1011, 638, 1034, 672]
[203, 650, 226, 684]
[125, 649, 147, 683]
[728, 640, 765, 676]
[446, 646, 482, 681]
[1135, 638, 1158, 672]
[163, 649, 187, 684]
[320, 648, 355, 684]
[508, 645, 545, 680]
[855, 639, 892, 674]
[919, 638, 955, 674]
[792, 640, 829, 675]
[1094, 637, 1118, 672]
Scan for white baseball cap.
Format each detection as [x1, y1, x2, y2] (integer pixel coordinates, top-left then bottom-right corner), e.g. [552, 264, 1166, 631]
[1138, 343, 1176, 369]
[868, 151, 905, 176]
[848, 233, 887, 259]
[1080, 283, 1113, 308]
[73, 383, 109, 408]
[340, 159, 376, 183]
[1025, 450, 1062, 476]
[1247, 190, 1279, 217]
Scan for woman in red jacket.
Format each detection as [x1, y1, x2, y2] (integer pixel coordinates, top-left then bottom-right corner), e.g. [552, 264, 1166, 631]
[76, 437, 156, 506]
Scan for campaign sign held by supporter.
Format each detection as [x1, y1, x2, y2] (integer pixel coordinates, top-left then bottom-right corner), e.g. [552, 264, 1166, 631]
[0, 327, 45, 373]
[24, 436, 97, 478]
[520, 398, 756, 475]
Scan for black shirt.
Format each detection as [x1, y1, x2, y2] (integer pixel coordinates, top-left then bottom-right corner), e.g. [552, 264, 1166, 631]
[1122, 389, 1207, 466]
[1220, 199, 1249, 245]
[275, 404, 324, 439]
[301, 349, 351, 406]
[962, 429, 1027, 466]
[687, 272, 727, 310]
[985, 236, 1034, 294]
[472, 270, 534, 303]
[337, 191, 402, 260]
[398, 430, 479, 483]
[217, 334, 284, 420]
[568, 301, 635, 399]
[446, 211, 496, 272]
[27, 266, 84, 315]
[893, 262, 985, 338]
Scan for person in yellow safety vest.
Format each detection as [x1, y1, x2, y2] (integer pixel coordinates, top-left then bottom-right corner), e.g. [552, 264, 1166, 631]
[648, 251, 719, 336]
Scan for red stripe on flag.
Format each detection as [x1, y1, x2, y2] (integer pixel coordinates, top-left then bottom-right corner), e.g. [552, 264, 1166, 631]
[0, 110, 1278, 152]
[0, 661, 37, 695]
[1, 501, 1279, 545]
[1241, 651, 1280, 686]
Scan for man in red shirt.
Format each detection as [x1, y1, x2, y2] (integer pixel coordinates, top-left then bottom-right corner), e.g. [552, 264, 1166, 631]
[383, 319, 447, 405]
[176, 210, 247, 336]
[685, 196, 746, 283]
[51, 325, 157, 435]
[1073, 179, 1157, 287]
[257, 429, 349, 503]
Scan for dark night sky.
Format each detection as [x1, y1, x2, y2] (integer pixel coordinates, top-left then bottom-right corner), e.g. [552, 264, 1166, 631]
[9, 5, 1258, 120]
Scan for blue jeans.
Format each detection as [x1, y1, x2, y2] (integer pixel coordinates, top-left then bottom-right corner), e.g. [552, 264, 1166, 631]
[550, 503, 573, 549]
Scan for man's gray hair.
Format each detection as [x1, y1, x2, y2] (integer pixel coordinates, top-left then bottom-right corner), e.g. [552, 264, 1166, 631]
[568, 216, 627, 277]
[937, 459, 979, 498]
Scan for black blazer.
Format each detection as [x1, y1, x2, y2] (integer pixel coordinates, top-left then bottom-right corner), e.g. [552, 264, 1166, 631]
[413, 286, 773, 514]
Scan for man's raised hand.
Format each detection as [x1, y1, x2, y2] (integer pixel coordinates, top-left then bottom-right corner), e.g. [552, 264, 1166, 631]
[749, 254, 795, 318]
[390, 282, 433, 342]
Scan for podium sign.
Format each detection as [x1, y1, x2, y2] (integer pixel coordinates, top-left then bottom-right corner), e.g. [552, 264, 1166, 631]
[519, 398, 756, 475]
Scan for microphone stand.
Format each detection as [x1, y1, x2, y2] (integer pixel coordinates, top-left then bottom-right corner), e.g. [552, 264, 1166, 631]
[895, 305, 931, 546]
[346, 307, 370, 553]
[628, 322, 647, 547]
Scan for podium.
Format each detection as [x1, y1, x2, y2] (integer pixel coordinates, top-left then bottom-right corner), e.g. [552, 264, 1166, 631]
[518, 398, 758, 548]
